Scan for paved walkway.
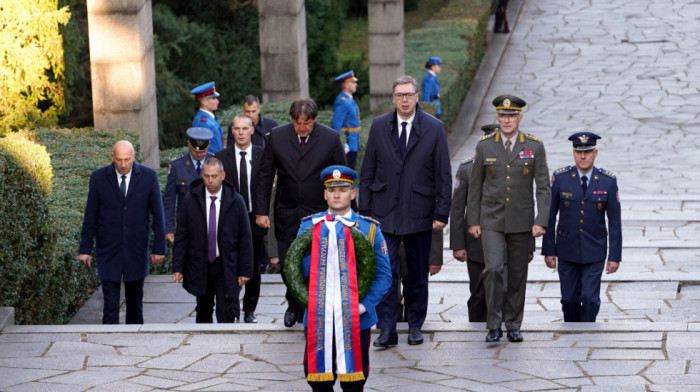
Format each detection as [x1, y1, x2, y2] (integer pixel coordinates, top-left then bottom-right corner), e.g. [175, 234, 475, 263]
[3, 0, 700, 390]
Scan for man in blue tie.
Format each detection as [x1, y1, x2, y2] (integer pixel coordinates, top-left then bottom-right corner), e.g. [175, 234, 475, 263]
[171, 157, 253, 323]
[542, 132, 621, 322]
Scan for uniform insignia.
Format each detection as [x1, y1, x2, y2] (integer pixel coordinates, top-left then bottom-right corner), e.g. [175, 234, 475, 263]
[579, 134, 589, 144]
[562, 192, 573, 198]
[593, 175, 599, 181]
[554, 166, 572, 175]
[479, 132, 497, 142]
[301, 214, 313, 221]
[454, 178, 460, 188]
[522, 167, 530, 175]
[485, 158, 497, 163]
[592, 191, 607, 195]
[489, 167, 496, 175]
[381, 241, 388, 255]
[524, 133, 542, 142]
[460, 157, 474, 165]
[503, 98, 511, 107]
[185, 160, 191, 166]
[571, 172, 577, 178]
[341, 96, 346, 101]
[564, 201, 570, 207]
[519, 133, 525, 143]
[333, 169, 341, 179]
[597, 203, 604, 211]
[599, 168, 616, 178]
[200, 116, 207, 122]
[359, 215, 381, 225]
[518, 150, 534, 159]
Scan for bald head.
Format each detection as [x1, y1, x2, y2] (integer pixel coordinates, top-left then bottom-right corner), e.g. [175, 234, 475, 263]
[112, 140, 136, 175]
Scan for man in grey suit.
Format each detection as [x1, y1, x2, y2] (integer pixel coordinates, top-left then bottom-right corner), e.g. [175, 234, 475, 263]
[467, 95, 551, 343]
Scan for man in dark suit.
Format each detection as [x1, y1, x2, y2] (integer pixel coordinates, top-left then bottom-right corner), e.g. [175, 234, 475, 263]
[215, 114, 265, 323]
[254, 97, 347, 328]
[450, 124, 498, 322]
[171, 157, 253, 323]
[542, 132, 621, 322]
[226, 95, 278, 149]
[163, 127, 214, 243]
[79, 140, 166, 324]
[467, 95, 551, 343]
[360, 75, 452, 347]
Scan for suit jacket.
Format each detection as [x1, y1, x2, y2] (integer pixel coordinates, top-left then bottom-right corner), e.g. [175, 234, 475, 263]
[467, 131, 551, 233]
[541, 166, 622, 263]
[226, 115, 278, 149]
[449, 158, 485, 263]
[214, 145, 267, 237]
[359, 105, 452, 235]
[172, 181, 253, 297]
[253, 122, 347, 244]
[79, 163, 166, 282]
[163, 151, 213, 234]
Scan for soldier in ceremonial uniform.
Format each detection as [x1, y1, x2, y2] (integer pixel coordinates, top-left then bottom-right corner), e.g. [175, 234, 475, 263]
[297, 165, 391, 392]
[163, 127, 214, 243]
[467, 95, 551, 343]
[190, 81, 224, 153]
[450, 123, 498, 322]
[421, 57, 442, 119]
[542, 132, 621, 322]
[331, 70, 361, 169]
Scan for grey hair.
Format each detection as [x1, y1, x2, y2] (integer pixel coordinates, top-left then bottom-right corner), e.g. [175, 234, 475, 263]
[392, 75, 418, 92]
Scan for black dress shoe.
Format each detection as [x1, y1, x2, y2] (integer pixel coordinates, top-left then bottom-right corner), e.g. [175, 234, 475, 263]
[373, 329, 398, 348]
[407, 327, 424, 345]
[507, 329, 524, 342]
[283, 307, 297, 327]
[244, 311, 258, 324]
[485, 329, 501, 342]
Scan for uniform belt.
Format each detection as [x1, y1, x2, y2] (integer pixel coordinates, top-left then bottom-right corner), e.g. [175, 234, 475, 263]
[341, 127, 361, 132]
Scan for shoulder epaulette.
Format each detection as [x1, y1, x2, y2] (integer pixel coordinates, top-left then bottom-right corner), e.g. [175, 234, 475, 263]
[359, 214, 381, 226]
[524, 133, 542, 142]
[554, 166, 572, 175]
[171, 152, 188, 162]
[460, 157, 474, 165]
[478, 132, 497, 142]
[301, 214, 313, 222]
[598, 168, 616, 179]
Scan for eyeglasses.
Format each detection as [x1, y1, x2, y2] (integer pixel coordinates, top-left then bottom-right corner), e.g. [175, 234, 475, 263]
[393, 92, 417, 100]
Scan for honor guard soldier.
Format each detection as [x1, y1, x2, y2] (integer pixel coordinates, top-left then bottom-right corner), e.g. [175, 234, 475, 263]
[163, 127, 214, 243]
[296, 165, 391, 392]
[542, 132, 621, 322]
[190, 81, 224, 153]
[421, 57, 442, 119]
[331, 70, 361, 169]
[467, 95, 551, 343]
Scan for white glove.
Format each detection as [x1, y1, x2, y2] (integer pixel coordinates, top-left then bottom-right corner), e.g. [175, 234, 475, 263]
[344, 143, 350, 154]
[358, 304, 366, 314]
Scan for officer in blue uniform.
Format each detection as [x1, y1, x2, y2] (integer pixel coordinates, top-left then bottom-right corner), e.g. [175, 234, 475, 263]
[541, 132, 621, 322]
[421, 57, 442, 119]
[297, 165, 392, 392]
[163, 127, 214, 243]
[331, 70, 361, 170]
[190, 81, 224, 153]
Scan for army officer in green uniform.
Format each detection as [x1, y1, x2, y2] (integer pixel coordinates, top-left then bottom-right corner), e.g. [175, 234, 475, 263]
[467, 95, 551, 343]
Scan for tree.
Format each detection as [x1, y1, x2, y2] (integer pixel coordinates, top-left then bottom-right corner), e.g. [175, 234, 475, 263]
[0, 0, 70, 133]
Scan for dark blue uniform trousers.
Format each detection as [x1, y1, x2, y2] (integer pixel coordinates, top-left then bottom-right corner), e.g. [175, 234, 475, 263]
[377, 230, 431, 330]
[558, 259, 605, 322]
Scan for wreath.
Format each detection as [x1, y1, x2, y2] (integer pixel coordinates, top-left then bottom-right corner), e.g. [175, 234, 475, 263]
[284, 225, 377, 307]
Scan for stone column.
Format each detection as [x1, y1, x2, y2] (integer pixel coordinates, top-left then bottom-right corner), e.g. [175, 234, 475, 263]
[258, 0, 309, 103]
[87, 0, 159, 168]
[368, 0, 405, 110]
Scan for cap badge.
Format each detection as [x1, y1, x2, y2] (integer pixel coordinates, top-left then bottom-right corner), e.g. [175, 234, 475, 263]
[333, 169, 341, 179]
[579, 134, 589, 143]
[503, 98, 511, 107]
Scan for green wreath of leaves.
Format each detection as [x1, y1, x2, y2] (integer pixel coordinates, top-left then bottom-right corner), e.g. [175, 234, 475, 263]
[284, 225, 377, 307]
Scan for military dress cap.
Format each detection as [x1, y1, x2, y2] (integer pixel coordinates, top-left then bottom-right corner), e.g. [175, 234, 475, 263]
[426, 56, 443, 66]
[335, 70, 358, 83]
[568, 131, 601, 151]
[190, 82, 220, 99]
[186, 127, 213, 151]
[492, 95, 526, 114]
[320, 165, 358, 188]
[480, 124, 499, 134]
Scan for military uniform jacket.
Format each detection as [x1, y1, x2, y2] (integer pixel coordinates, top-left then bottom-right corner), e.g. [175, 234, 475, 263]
[466, 131, 551, 233]
[297, 210, 392, 330]
[449, 158, 485, 263]
[359, 105, 452, 235]
[331, 91, 360, 152]
[421, 72, 441, 116]
[541, 166, 622, 263]
[192, 109, 224, 153]
[163, 152, 213, 234]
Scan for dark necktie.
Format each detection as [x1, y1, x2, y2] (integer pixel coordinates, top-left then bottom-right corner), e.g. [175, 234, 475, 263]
[208, 196, 217, 262]
[399, 121, 407, 157]
[239, 151, 249, 211]
[505, 139, 512, 159]
[196, 160, 201, 176]
[300, 136, 307, 148]
[581, 175, 588, 193]
[120, 175, 126, 197]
